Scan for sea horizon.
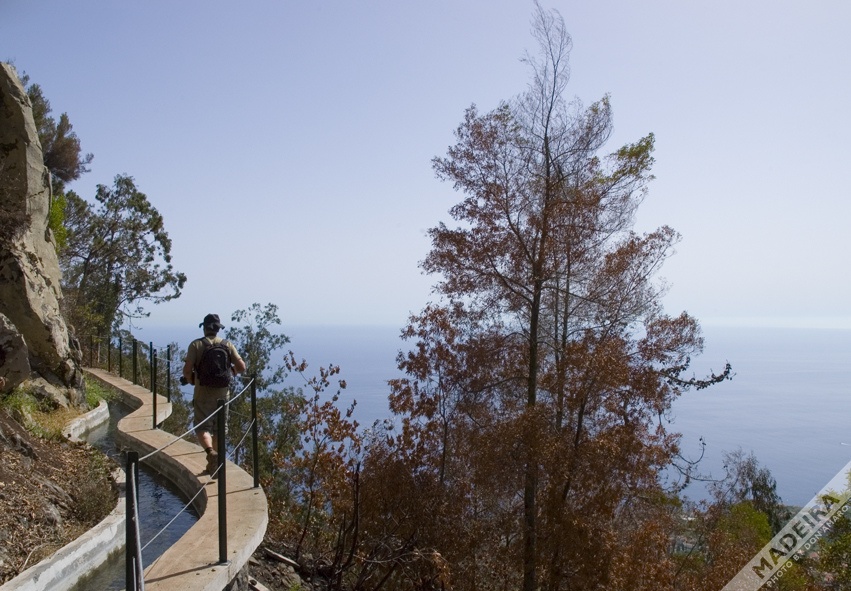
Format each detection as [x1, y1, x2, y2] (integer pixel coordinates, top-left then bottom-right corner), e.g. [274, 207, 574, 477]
[122, 321, 851, 507]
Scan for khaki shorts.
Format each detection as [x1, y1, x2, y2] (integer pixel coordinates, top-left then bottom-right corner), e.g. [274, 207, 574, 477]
[193, 385, 229, 434]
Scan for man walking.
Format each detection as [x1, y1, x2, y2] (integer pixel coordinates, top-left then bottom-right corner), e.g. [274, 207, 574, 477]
[182, 313, 245, 476]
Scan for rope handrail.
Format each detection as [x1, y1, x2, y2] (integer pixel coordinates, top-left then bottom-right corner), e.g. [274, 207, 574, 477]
[227, 378, 252, 405]
[137, 376, 255, 463]
[137, 406, 221, 463]
[228, 418, 256, 462]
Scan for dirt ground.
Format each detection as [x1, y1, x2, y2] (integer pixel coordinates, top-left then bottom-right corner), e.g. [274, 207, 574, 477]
[0, 408, 116, 585]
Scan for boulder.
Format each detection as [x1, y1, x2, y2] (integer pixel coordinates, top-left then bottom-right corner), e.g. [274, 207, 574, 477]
[0, 313, 30, 394]
[0, 63, 80, 397]
[26, 375, 71, 410]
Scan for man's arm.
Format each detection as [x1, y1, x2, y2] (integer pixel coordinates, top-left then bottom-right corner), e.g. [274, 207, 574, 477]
[182, 341, 196, 384]
[228, 342, 247, 374]
[182, 358, 194, 384]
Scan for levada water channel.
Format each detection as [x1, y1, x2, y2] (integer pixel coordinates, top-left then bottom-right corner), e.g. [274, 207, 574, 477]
[71, 402, 199, 590]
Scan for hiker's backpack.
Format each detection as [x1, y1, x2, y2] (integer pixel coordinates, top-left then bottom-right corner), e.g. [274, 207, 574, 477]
[196, 338, 232, 388]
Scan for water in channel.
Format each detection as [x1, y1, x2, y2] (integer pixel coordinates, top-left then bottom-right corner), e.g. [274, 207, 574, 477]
[70, 402, 199, 591]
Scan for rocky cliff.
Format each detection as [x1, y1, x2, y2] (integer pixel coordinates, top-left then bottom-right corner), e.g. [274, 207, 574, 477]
[0, 63, 82, 403]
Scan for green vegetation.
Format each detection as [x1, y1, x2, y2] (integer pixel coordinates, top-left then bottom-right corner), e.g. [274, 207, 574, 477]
[83, 378, 115, 408]
[47, 190, 67, 250]
[0, 379, 115, 441]
[22, 72, 93, 194]
[0, 388, 68, 440]
[60, 176, 187, 337]
[223, 303, 300, 474]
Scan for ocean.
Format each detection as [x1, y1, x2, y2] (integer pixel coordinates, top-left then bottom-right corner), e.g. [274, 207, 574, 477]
[672, 326, 851, 506]
[130, 322, 851, 507]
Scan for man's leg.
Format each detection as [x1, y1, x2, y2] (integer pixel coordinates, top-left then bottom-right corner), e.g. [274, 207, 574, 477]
[197, 429, 213, 452]
[193, 392, 222, 476]
[196, 429, 218, 475]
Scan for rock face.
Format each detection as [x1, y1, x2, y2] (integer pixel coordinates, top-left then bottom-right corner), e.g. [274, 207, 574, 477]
[0, 313, 30, 393]
[0, 63, 81, 396]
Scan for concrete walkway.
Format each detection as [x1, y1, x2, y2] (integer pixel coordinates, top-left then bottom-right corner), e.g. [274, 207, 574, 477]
[85, 368, 268, 591]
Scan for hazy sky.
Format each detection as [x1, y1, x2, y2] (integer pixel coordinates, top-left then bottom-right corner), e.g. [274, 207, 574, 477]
[3, 1, 850, 331]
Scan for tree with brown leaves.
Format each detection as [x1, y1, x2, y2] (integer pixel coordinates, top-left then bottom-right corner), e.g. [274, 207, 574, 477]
[384, 4, 731, 590]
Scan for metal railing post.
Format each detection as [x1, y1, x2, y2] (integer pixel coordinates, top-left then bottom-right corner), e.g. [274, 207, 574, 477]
[149, 342, 154, 391]
[89, 335, 94, 367]
[107, 337, 112, 374]
[217, 399, 228, 564]
[152, 352, 158, 430]
[251, 376, 259, 488]
[119, 337, 123, 379]
[166, 345, 172, 403]
[126, 451, 143, 591]
[132, 339, 138, 384]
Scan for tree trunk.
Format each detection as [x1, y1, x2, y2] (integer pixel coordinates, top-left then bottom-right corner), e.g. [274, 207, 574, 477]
[524, 275, 543, 591]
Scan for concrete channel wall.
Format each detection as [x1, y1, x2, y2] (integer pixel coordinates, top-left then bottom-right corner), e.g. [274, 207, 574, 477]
[0, 369, 268, 591]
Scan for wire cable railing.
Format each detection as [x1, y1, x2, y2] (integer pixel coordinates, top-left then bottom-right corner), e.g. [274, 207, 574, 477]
[137, 403, 225, 463]
[82, 334, 261, 591]
[81, 334, 177, 407]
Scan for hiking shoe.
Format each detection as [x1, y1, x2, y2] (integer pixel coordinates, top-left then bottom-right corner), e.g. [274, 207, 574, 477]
[205, 450, 219, 477]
